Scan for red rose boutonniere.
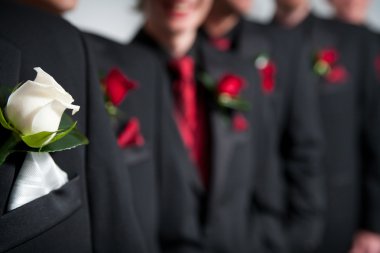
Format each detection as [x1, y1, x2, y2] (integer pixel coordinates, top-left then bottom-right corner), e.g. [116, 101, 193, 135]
[101, 68, 144, 148]
[255, 54, 277, 94]
[214, 74, 249, 111]
[101, 68, 138, 117]
[313, 48, 348, 84]
[201, 72, 249, 131]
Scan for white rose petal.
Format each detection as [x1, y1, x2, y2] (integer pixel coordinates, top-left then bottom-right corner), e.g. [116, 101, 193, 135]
[31, 100, 67, 134]
[5, 67, 80, 136]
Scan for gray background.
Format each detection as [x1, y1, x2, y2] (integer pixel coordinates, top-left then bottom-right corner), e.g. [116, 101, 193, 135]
[64, 0, 380, 43]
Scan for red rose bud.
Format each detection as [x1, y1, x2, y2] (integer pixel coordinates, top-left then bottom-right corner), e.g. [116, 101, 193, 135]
[233, 113, 248, 132]
[327, 66, 348, 84]
[217, 74, 245, 98]
[318, 49, 338, 64]
[261, 61, 276, 76]
[117, 117, 145, 148]
[104, 68, 137, 106]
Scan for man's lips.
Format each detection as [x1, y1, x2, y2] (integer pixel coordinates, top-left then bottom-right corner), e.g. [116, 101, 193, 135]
[164, 1, 194, 17]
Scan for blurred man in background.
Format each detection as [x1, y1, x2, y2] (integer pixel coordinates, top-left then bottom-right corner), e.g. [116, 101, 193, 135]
[273, 0, 380, 253]
[327, 1, 380, 253]
[133, 0, 283, 252]
[328, 0, 371, 26]
[203, 1, 325, 253]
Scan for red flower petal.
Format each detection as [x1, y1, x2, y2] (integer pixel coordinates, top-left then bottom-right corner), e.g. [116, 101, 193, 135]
[318, 49, 338, 64]
[260, 61, 276, 94]
[375, 55, 380, 79]
[217, 74, 245, 98]
[117, 117, 145, 148]
[233, 113, 248, 132]
[104, 68, 137, 106]
[262, 78, 275, 94]
[326, 65, 348, 84]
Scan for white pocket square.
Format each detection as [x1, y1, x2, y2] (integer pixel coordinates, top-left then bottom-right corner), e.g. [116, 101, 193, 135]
[7, 152, 68, 211]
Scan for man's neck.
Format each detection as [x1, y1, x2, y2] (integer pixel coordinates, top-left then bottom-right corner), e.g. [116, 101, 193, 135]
[275, 2, 310, 28]
[336, 13, 365, 26]
[204, 5, 240, 38]
[145, 22, 196, 58]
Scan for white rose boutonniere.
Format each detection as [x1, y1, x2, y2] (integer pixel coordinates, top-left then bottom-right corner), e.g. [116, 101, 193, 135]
[0, 67, 88, 165]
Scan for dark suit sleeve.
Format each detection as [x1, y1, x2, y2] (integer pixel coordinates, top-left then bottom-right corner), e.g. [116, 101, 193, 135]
[282, 42, 325, 253]
[361, 31, 380, 234]
[0, 38, 21, 217]
[81, 35, 147, 253]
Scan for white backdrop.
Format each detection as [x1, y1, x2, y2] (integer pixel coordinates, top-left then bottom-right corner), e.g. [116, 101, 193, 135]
[64, 0, 380, 43]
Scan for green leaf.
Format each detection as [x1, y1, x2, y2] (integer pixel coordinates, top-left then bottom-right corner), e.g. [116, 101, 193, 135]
[45, 121, 78, 147]
[314, 61, 330, 76]
[218, 94, 250, 111]
[0, 107, 19, 134]
[59, 113, 75, 129]
[20, 118, 79, 149]
[0, 134, 21, 165]
[105, 101, 119, 117]
[0, 107, 12, 131]
[40, 129, 89, 152]
[199, 72, 215, 91]
[21, 131, 56, 148]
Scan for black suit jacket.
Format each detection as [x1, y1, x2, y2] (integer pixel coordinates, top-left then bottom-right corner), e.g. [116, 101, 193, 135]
[132, 30, 205, 253]
[0, 3, 146, 253]
[202, 19, 324, 253]
[271, 14, 380, 253]
[85, 33, 163, 253]
[133, 29, 281, 253]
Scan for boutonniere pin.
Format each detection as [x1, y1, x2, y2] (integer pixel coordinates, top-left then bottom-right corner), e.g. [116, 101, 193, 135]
[313, 48, 348, 84]
[0, 67, 88, 165]
[200, 72, 249, 131]
[255, 54, 277, 94]
[101, 68, 144, 148]
[101, 67, 137, 118]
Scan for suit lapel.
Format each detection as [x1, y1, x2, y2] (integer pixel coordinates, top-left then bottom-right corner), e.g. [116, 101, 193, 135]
[236, 19, 271, 61]
[160, 68, 204, 192]
[307, 14, 337, 55]
[198, 41, 250, 207]
[208, 108, 247, 206]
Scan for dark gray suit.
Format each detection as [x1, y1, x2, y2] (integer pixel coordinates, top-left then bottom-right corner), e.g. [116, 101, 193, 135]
[271, 14, 380, 253]
[201, 18, 325, 253]
[85, 33, 164, 253]
[133, 29, 282, 253]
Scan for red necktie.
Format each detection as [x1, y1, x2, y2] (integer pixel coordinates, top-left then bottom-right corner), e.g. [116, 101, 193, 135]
[170, 56, 209, 186]
[209, 37, 232, 51]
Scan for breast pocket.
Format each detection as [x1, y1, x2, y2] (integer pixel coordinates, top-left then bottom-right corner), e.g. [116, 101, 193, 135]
[320, 79, 350, 95]
[0, 175, 82, 252]
[123, 145, 153, 168]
